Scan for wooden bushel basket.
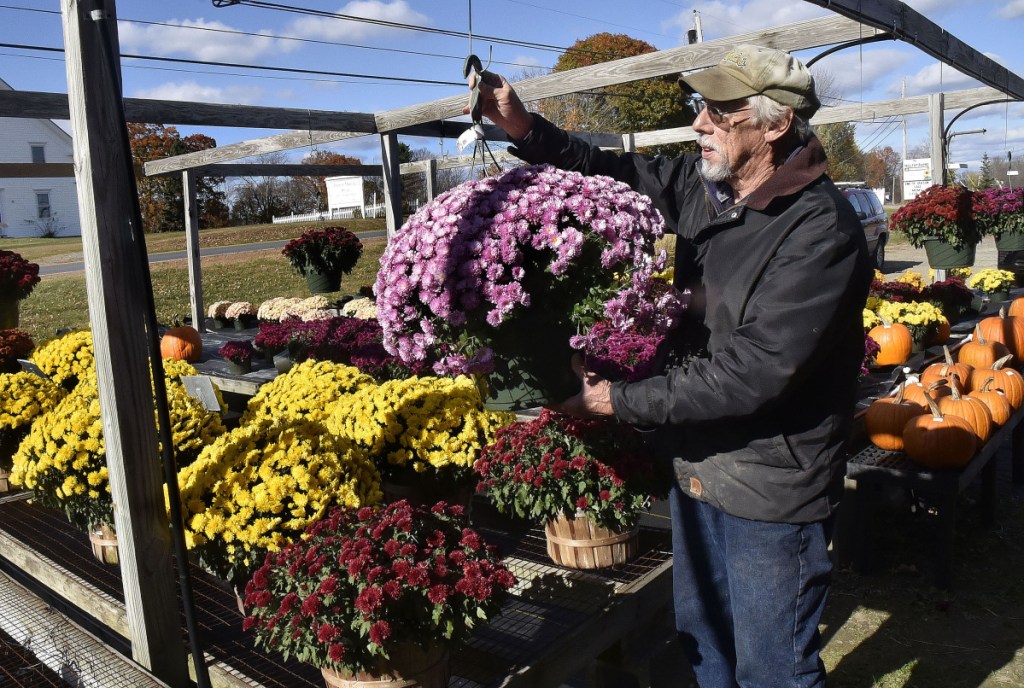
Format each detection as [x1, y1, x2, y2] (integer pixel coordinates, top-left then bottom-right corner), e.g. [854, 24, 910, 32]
[544, 513, 639, 570]
[321, 643, 449, 688]
[88, 523, 119, 565]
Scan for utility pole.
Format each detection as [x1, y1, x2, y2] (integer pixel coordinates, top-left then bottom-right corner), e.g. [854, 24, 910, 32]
[693, 10, 704, 43]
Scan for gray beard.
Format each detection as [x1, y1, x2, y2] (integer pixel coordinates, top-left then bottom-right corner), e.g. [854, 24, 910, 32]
[699, 156, 732, 182]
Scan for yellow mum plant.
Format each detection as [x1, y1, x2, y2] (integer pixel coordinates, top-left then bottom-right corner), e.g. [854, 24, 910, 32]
[11, 374, 225, 531]
[894, 271, 926, 289]
[874, 300, 947, 342]
[967, 268, 1016, 295]
[327, 375, 514, 485]
[241, 359, 373, 426]
[30, 329, 94, 391]
[0, 372, 67, 474]
[175, 416, 381, 585]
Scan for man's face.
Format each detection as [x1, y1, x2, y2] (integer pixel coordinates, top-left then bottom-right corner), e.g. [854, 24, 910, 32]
[692, 98, 764, 184]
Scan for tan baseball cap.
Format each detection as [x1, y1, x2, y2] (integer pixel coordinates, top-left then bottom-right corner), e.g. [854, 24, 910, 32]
[680, 44, 820, 119]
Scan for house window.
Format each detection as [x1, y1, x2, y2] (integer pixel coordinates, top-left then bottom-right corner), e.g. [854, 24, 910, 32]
[36, 192, 51, 219]
[30, 145, 45, 164]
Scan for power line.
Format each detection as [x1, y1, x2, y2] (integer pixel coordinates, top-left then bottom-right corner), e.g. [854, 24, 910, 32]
[0, 41, 465, 87]
[500, 0, 673, 41]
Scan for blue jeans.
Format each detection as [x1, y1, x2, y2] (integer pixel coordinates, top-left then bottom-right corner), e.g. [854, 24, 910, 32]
[669, 484, 832, 688]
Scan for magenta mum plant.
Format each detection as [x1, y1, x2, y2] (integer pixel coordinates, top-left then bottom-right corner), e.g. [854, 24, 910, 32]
[282, 226, 363, 277]
[243, 500, 515, 673]
[218, 340, 255, 365]
[0, 250, 41, 300]
[974, 187, 1024, 238]
[375, 164, 684, 399]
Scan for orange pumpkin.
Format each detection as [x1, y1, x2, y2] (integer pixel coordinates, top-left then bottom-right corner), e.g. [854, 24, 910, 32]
[1008, 296, 1024, 319]
[920, 346, 972, 393]
[977, 307, 1024, 363]
[902, 394, 977, 470]
[937, 384, 993, 444]
[924, 317, 951, 348]
[161, 322, 202, 362]
[957, 327, 1012, 371]
[868, 317, 913, 366]
[967, 378, 1014, 427]
[864, 385, 926, 451]
[982, 355, 1024, 409]
[902, 378, 952, 409]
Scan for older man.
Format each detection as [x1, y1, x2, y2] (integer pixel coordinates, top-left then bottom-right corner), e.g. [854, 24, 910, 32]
[469, 44, 871, 686]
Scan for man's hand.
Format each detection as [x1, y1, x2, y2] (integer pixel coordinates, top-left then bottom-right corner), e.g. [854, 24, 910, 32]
[552, 355, 615, 419]
[465, 70, 533, 141]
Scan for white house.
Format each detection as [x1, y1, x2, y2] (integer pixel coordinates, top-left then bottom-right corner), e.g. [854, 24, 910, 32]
[0, 77, 81, 238]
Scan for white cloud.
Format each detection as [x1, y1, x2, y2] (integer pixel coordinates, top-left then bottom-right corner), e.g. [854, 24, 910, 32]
[999, 0, 1024, 18]
[288, 1, 430, 42]
[117, 18, 290, 63]
[132, 81, 265, 105]
[663, 1, 827, 42]
[810, 48, 913, 103]
[896, 56, 999, 97]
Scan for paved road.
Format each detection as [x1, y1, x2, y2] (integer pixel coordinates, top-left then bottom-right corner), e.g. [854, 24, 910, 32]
[37, 231, 388, 276]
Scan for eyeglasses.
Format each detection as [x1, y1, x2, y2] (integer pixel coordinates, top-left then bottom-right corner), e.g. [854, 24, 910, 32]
[687, 97, 752, 130]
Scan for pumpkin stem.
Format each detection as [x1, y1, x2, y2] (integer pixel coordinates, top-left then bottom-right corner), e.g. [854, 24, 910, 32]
[993, 353, 1014, 370]
[1000, 306, 1008, 319]
[975, 325, 988, 346]
[923, 390, 944, 420]
[943, 345, 955, 366]
[980, 376, 996, 393]
[894, 384, 907, 404]
[879, 314, 892, 328]
[949, 380, 963, 401]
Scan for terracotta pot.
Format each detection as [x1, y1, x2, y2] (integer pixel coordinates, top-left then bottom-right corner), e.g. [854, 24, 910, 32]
[320, 643, 449, 688]
[544, 513, 638, 570]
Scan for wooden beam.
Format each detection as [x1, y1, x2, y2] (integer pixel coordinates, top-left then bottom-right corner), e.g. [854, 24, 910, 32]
[631, 86, 1011, 148]
[183, 171, 204, 334]
[374, 15, 881, 133]
[380, 133, 402, 239]
[803, 0, 1024, 101]
[0, 163, 76, 178]
[61, 1, 188, 684]
[146, 15, 873, 175]
[158, 163, 383, 178]
[144, 129, 370, 176]
[0, 89, 376, 131]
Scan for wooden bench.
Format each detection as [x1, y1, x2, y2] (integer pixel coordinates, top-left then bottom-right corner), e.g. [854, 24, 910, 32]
[838, 409, 1024, 588]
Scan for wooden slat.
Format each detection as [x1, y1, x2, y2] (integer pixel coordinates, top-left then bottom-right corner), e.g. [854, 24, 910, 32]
[807, 0, 1024, 100]
[168, 163, 383, 178]
[381, 133, 402, 238]
[61, 1, 188, 683]
[631, 86, 1009, 147]
[0, 89, 377, 132]
[373, 15, 880, 133]
[146, 15, 874, 175]
[182, 171, 205, 334]
[0, 163, 76, 178]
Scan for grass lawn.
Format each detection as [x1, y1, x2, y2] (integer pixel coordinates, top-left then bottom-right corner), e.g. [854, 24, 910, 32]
[18, 237, 387, 343]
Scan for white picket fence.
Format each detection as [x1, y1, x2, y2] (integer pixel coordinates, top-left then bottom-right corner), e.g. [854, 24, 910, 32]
[272, 203, 386, 224]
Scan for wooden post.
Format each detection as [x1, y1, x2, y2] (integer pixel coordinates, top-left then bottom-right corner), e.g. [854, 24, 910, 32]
[380, 132, 403, 238]
[930, 92, 945, 185]
[61, 1, 189, 685]
[182, 170, 205, 333]
[622, 133, 636, 154]
[425, 158, 438, 202]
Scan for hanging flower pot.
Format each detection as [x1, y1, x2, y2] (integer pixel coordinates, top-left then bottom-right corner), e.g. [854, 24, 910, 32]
[89, 523, 119, 565]
[306, 270, 343, 294]
[922, 238, 977, 270]
[544, 512, 639, 570]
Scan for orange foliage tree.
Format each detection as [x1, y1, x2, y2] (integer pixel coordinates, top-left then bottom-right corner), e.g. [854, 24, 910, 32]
[128, 123, 229, 232]
[538, 33, 693, 156]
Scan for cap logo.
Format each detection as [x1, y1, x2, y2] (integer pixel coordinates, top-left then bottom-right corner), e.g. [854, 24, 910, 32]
[722, 49, 748, 68]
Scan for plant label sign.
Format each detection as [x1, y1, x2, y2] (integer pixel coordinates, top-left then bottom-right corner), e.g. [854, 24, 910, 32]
[181, 375, 222, 413]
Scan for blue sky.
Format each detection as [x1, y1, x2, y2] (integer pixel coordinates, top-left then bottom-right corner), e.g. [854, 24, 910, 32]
[1, 0, 1022, 172]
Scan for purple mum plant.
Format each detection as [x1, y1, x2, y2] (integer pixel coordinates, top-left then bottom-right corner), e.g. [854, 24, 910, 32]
[375, 164, 684, 404]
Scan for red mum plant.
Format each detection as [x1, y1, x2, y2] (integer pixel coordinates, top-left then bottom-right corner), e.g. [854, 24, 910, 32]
[0, 329, 33, 371]
[243, 500, 515, 678]
[0, 251, 41, 300]
[475, 409, 667, 532]
[891, 184, 980, 250]
[218, 340, 255, 365]
[282, 226, 363, 278]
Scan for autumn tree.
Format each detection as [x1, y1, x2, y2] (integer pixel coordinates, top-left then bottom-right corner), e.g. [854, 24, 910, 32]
[538, 33, 694, 156]
[230, 152, 293, 225]
[818, 121, 864, 182]
[864, 145, 901, 201]
[128, 123, 228, 232]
